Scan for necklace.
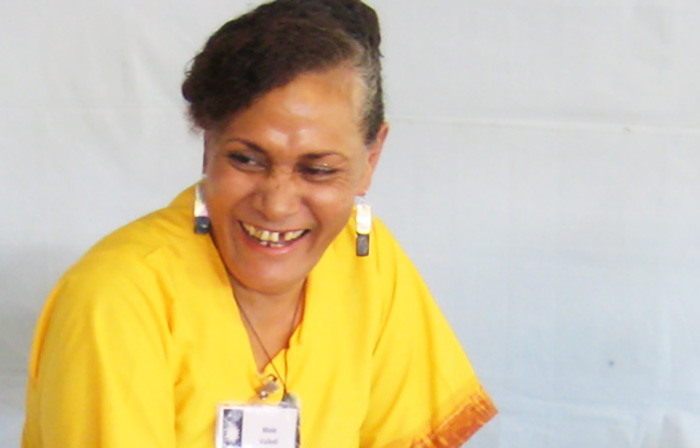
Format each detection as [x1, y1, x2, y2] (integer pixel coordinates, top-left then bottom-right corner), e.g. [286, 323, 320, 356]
[236, 293, 303, 401]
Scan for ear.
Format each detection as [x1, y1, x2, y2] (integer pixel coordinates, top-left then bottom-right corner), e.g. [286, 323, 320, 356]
[358, 122, 389, 194]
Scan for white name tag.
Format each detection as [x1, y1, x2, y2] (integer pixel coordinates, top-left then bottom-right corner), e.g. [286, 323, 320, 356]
[216, 404, 299, 448]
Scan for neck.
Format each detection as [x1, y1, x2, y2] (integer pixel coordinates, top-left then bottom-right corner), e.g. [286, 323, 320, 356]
[230, 276, 305, 372]
[230, 277, 305, 318]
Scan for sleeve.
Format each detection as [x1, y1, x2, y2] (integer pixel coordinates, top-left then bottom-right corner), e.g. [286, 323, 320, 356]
[359, 228, 497, 448]
[22, 258, 177, 448]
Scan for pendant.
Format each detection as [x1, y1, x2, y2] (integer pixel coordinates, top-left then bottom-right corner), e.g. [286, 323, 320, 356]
[257, 374, 279, 400]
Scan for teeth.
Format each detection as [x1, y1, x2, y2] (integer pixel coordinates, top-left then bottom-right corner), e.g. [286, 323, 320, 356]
[242, 223, 256, 235]
[242, 223, 305, 245]
[283, 230, 304, 242]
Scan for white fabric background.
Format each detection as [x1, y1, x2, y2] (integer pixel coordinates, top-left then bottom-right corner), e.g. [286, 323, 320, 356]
[2, 1, 699, 446]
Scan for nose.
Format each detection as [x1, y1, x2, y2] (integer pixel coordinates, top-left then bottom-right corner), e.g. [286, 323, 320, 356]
[252, 169, 301, 222]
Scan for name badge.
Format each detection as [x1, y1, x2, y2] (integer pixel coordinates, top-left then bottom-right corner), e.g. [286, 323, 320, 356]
[216, 404, 299, 448]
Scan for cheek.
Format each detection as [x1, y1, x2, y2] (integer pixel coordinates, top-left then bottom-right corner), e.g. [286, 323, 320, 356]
[203, 177, 252, 251]
[205, 165, 256, 208]
[307, 186, 356, 229]
[306, 163, 367, 228]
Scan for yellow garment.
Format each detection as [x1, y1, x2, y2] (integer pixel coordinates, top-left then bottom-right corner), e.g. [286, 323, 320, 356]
[23, 187, 496, 448]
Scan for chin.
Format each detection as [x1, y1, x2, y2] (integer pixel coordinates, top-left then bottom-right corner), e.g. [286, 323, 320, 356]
[235, 269, 307, 296]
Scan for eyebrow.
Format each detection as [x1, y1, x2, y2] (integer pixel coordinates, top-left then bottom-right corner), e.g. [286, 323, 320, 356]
[301, 152, 349, 162]
[223, 137, 349, 161]
[223, 137, 266, 154]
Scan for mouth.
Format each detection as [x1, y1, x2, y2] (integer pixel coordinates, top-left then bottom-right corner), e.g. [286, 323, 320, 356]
[240, 222, 309, 248]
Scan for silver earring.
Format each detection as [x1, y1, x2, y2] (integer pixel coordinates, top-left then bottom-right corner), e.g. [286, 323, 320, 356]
[194, 180, 211, 234]
[355, 196, 371, 257]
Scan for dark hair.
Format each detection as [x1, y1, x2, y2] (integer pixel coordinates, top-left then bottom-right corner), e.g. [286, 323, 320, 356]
[182, 0, 384, 145]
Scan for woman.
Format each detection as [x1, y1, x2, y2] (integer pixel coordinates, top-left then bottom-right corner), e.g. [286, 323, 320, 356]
[22, 0, 496, 446]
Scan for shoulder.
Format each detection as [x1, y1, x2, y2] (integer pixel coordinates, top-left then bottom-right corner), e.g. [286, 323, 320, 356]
[68, 186, 197, 278]
[51, 186, 211, 316]
[82, 187, 193, 262]
[28, 186, 222, 376]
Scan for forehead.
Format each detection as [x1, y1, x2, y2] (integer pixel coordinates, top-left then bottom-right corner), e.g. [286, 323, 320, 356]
[215, 67, 367, 154]
[252, 66, 365, 124]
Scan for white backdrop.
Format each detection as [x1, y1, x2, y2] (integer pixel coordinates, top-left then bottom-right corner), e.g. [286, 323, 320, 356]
[2, 1, 700, 447]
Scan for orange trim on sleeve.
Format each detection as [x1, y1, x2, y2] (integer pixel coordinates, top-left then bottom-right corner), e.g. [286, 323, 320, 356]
[413, 388, 497, 448]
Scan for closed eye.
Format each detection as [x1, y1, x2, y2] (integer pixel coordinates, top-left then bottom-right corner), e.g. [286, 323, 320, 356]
[299, 164, 339, 180]
[227, 152, 267, 172]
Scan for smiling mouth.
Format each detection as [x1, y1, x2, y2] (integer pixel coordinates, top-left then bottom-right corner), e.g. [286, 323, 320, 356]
[241, 222, 308, 248]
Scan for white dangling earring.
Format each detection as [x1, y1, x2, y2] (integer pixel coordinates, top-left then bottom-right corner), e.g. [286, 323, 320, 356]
[355, 196, 372, 257]
[194, 179, 211, 234]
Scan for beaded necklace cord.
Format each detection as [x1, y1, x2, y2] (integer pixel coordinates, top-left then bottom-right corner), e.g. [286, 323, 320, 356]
[236, 294, 302, 401]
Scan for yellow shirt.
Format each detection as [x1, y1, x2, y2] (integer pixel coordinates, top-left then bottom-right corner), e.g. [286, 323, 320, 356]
[23, 187, 495, 447]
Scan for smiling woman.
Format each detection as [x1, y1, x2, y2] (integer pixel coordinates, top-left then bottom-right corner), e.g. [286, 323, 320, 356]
[203, 67, 384, 367]
[22, 1, 495, 447]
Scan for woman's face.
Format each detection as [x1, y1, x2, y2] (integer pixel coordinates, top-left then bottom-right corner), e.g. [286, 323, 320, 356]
[203, 66, 386, 298]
